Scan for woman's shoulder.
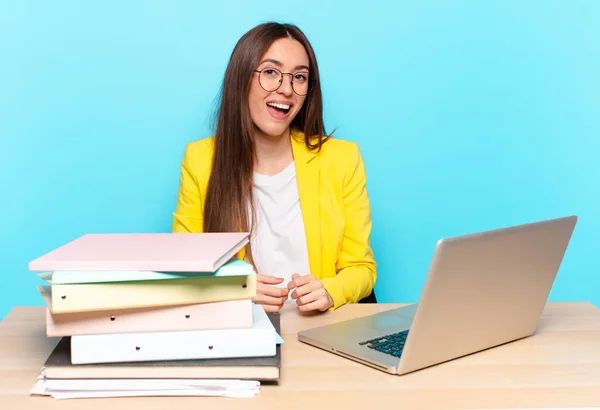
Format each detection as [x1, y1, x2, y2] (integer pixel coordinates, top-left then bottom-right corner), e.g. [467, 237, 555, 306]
[179, 137, 215, 186]
[184, 136, 215, 159]
[294, 128, 361, 164]
[319, 136, 360, 158]
[315, 135, 364, 176]
[298, 133, 366, 187]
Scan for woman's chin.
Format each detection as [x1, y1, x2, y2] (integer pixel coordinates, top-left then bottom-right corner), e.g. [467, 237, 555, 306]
[254, 124, 291, 140]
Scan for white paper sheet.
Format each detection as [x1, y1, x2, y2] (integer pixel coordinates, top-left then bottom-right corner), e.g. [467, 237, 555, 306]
[31, 371, 260, 399]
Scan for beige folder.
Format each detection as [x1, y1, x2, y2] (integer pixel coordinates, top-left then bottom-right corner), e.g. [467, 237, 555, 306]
[37, 273, 256, 314]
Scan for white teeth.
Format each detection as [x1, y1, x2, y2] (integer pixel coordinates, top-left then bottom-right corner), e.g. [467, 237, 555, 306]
[267, 102, 290, 110]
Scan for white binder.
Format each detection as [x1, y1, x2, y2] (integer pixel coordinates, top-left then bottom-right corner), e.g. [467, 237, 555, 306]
[70, 303, 276, 365]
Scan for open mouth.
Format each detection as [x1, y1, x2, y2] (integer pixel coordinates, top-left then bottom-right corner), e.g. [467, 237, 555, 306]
[266, 102, 291, 118]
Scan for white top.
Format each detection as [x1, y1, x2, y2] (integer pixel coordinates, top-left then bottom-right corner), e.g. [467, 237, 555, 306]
[249, 161, 311, 299]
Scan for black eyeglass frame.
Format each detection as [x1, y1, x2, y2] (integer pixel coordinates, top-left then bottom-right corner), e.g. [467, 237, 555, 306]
[253, 68, 314, 96]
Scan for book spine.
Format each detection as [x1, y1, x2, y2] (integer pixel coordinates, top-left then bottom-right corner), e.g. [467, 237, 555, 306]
[45, 299, 253, 337]
[48, 274, 256, 313]
[70, 326, 276, 364]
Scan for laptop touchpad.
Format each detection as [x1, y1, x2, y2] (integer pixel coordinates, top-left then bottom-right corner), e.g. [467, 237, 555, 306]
[370, 306, 416, 332]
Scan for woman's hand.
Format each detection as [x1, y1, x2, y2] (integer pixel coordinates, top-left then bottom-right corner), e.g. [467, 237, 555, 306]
[287, 273, 333, 312]
[252, 273, 289, 312]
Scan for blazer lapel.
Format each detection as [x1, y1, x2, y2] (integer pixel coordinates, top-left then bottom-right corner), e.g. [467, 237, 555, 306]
[291, 130, 322, 278]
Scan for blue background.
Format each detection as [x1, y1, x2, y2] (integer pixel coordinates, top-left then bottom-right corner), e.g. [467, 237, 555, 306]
[1, 1, 598, 320]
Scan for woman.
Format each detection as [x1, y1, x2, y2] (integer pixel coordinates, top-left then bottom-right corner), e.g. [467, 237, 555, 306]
[172, 22, 376, 312]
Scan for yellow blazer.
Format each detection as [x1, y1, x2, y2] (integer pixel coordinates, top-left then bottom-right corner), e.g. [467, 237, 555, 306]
[171, 128, 376, 309]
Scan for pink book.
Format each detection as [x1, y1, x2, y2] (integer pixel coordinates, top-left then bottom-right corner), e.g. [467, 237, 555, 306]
[45, 299, 253, 337]
[28, 232, 249, 272]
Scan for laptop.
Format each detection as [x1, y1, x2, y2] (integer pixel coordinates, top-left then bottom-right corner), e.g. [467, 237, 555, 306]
[298, 215, 577, 375]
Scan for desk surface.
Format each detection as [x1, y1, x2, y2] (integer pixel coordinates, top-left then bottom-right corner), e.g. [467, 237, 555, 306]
[1, 302, 600, 409]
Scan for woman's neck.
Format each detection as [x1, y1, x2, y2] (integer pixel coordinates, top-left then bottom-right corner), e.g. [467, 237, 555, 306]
[253, 127, 294, 176]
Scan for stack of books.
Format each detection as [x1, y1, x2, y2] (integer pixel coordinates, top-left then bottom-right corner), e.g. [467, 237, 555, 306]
[27, 232, 281, 399]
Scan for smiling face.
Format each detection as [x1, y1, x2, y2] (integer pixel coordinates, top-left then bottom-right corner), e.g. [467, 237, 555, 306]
[248, 37, 310, 140]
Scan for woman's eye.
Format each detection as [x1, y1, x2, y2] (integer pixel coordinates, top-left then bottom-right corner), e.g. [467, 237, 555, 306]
[295, 74, 308, 82]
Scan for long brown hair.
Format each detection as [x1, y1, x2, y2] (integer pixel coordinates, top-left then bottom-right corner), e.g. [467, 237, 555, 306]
[203, 22, 329, 265]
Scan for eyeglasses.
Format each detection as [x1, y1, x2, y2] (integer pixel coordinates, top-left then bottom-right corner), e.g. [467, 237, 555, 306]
[254, 67, 312, 96]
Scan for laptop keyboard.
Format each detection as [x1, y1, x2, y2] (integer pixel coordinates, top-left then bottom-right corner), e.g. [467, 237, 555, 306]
[358, 330, 409, 358]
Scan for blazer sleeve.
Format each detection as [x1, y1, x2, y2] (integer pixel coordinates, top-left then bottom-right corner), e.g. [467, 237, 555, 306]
[172, 143, 204, 233]
[321, 144, 377, 309]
